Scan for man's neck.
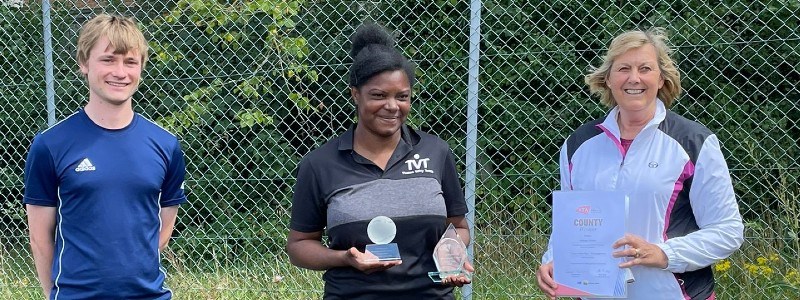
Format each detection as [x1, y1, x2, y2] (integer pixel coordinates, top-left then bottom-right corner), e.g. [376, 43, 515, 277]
[84, 99, 134, 130]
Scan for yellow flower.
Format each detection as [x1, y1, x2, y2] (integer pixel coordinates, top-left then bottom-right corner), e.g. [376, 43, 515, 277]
[714, 260, 731, 273]
[769, 253, 779, 263]
[757, 256, 768, 266]
[743, 263, 775, 279]
[786, 269, 800, 286]
[745, 263, 760, 276]
[760, 266, 774, 278]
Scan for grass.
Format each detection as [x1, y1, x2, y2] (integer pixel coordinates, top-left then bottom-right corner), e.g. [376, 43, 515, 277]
[713, 247, 800, 298]
[2, 227, 799, 299]
[0, 247, 325, 300]
[166, 266, 323, 300]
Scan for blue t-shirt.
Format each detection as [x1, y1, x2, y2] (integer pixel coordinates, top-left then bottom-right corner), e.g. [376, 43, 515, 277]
[23, 109, 187, 300]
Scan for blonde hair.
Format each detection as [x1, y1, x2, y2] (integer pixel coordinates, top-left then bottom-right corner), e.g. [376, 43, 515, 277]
[76, 14, 148, 68]
[584, 28, 681, 107]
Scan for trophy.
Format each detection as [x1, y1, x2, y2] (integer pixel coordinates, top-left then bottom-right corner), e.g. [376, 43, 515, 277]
[428, 223, 472, 282]
[364, 216, 401, 261]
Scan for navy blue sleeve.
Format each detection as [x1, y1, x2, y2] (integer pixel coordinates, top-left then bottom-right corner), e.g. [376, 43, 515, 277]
[160, 139, 187, 207]
[442, 149, 467, 217]
[289, 157, 327, 233]
[23, 134, 59, 207]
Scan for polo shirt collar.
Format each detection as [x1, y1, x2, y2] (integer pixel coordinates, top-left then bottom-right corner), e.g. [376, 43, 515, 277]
[337, 124, 420, 151]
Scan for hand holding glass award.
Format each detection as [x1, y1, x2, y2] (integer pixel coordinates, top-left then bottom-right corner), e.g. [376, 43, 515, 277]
[364, 216, 401, 262]
[428, 223, 472, 283]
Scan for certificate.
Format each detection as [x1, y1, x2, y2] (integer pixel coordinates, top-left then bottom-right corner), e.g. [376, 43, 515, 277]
[551, 191, 629, 298]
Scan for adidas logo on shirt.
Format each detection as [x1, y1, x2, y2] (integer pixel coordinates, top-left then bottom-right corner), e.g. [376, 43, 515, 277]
[75, 158, 96, 172]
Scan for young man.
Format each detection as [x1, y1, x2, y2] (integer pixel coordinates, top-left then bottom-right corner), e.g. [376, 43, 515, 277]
[23, 14, 187, 299]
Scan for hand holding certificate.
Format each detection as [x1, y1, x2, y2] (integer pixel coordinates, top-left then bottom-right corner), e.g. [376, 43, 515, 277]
[551, 191, 630, 297]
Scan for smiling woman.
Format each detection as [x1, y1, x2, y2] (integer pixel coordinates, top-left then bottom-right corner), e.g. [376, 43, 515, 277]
[286, 23, 474, 299]
[350, 69, 411, 167]
[536, 28, 744, 300]
[604, 45, 664, 126]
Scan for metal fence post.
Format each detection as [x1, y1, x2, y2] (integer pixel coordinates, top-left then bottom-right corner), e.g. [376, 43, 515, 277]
[41, 0, 55, 126]
[463, 0, 482, 299]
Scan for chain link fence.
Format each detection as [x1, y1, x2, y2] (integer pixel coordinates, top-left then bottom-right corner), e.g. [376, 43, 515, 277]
[1, 0, 798, 299]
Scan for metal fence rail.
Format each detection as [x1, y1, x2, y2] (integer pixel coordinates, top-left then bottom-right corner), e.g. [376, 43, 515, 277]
[1, 1, 799, 299]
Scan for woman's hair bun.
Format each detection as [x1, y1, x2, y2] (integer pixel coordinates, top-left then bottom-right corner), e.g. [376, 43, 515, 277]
[347, 22, 414, 88]
[350, 23, 394, 59]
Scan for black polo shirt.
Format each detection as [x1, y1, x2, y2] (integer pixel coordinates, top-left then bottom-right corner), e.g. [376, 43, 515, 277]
[290, 124, 468, 299]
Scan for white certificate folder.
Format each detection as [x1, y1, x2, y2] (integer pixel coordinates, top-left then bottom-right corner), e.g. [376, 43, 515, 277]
[552, 190, 629, 298]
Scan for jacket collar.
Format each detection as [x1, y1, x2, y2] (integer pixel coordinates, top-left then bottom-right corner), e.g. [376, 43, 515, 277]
[599, 99, 667, 139]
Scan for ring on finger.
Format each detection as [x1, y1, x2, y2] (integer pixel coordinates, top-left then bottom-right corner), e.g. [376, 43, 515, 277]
[633, 248, 641, 258]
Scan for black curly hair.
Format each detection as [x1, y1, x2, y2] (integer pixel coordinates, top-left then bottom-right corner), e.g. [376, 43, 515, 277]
[348, 23, 415, 89]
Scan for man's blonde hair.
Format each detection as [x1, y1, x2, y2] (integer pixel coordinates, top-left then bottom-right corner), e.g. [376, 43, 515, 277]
[584, 28, 681, 107]
[76, 14, 148, 67]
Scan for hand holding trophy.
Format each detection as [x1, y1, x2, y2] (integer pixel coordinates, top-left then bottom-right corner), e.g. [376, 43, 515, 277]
[428, 223, 473, 284]
[364, 216, 401, 262]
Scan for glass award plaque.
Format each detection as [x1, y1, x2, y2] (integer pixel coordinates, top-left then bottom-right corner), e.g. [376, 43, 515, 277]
[428, 223, 472, 282]
[364, 216, 401, 262]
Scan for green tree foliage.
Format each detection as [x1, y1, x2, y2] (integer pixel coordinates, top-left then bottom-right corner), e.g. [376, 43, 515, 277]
[138, 0, 315, 263]
[0, 4, 45, 233]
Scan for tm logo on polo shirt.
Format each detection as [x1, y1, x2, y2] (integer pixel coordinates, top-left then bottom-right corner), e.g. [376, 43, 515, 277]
[75, 158, 96, 172]
[402, 154, 434, 175]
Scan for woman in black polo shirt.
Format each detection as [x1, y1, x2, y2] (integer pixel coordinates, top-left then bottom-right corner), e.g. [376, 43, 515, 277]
[286, 23, 473, 299]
